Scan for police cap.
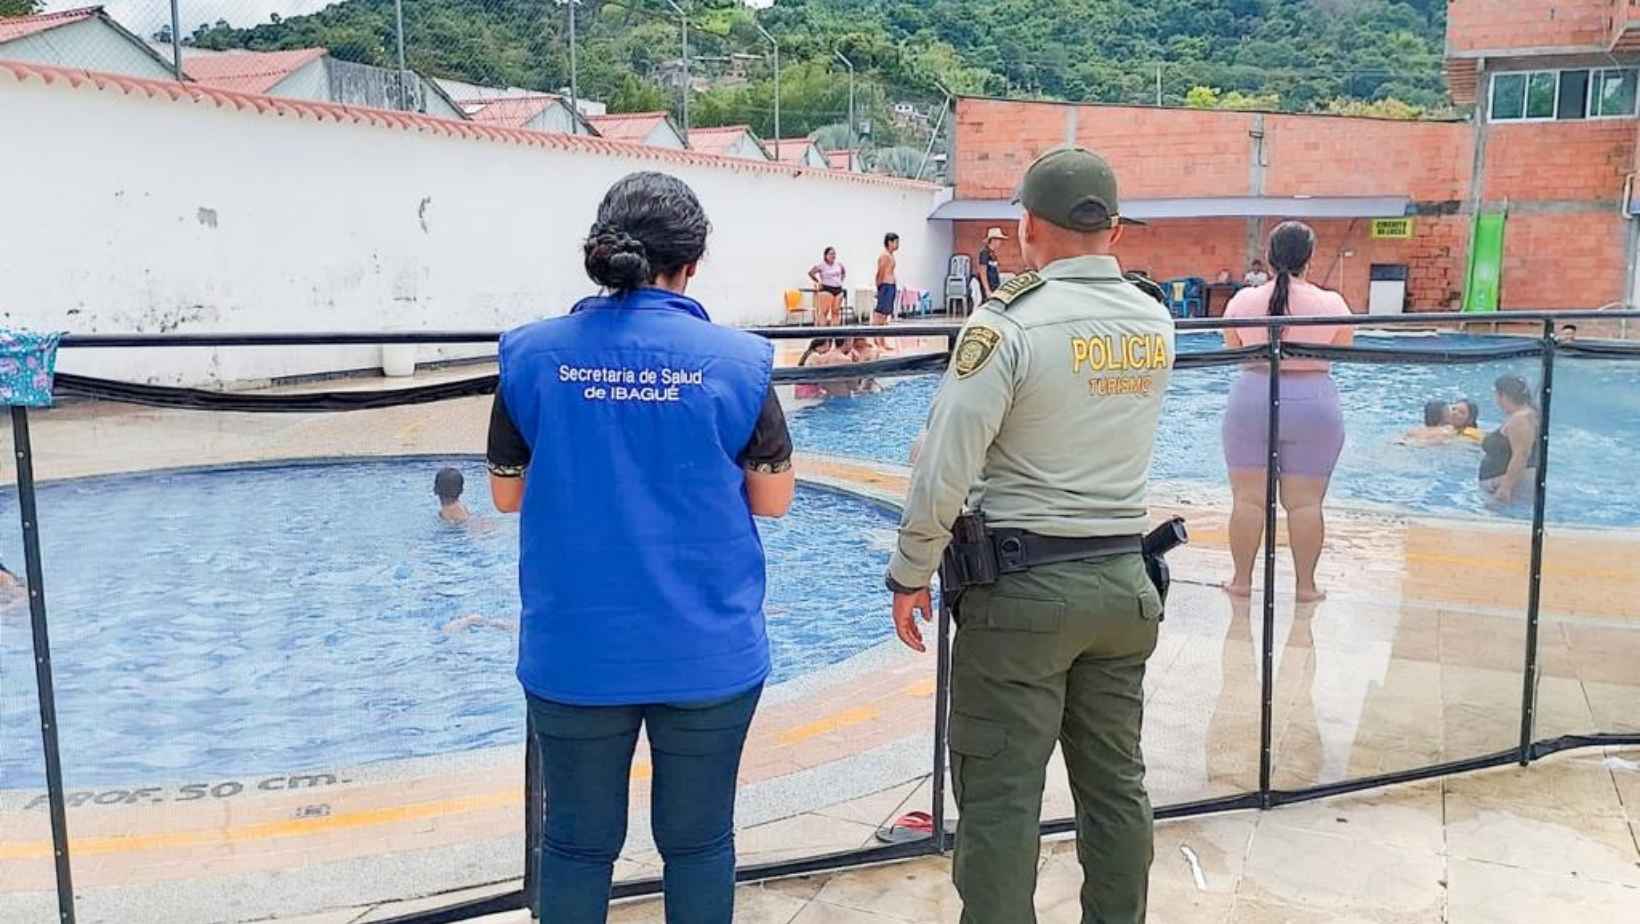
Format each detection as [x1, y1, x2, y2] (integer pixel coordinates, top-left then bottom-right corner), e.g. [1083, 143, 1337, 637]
[1015, 148, 1146, 232]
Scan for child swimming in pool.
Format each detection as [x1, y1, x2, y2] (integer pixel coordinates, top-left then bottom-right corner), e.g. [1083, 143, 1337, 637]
[435, 468, 472, 525]
[1403, 399, 1482, 445]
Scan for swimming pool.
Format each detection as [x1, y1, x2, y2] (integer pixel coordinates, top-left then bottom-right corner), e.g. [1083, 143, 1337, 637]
[0, 461, 898, 789]
[788, 333, 1640, 528]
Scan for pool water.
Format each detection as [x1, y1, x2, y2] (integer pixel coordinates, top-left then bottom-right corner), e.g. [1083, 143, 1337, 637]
[0, 461, 897, 789]
[789, 333, 1640, 528]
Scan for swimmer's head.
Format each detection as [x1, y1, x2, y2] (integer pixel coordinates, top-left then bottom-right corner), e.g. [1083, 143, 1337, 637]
[1559, 324, 1578, 341]
[434, 467, 465, 502]
[1450, 399, 1480, 430]
[851, 337, 873, 353]
[1494, 374, 1534, 411]
[1423, 400, 1447, 428]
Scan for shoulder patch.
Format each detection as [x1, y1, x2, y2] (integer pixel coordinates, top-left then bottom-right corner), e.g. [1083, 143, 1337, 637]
[953, 325, 1004, 379]
[985, 271, 1044, 310]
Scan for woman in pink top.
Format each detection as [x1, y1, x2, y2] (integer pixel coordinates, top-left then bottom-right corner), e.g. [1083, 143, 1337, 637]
[1220, 221, 1354, 602]
[808, 247, 847, 327]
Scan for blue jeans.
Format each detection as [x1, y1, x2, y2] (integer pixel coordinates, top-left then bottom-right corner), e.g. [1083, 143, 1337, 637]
[527, 685, 763, 924]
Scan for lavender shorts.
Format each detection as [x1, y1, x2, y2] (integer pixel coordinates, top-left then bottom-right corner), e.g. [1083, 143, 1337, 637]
[1221, 370, 1345, 477]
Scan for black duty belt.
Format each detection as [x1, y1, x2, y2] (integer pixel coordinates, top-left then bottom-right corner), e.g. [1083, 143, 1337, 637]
[989, 529, 1143, 574]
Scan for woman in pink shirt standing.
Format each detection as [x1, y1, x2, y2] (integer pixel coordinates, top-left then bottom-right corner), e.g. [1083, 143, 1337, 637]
[808, 247, 847, 327]
[1220, 221, 1354, 602]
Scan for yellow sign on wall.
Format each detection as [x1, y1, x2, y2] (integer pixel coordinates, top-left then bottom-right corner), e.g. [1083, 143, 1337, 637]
[1370, 218, 1415, 239]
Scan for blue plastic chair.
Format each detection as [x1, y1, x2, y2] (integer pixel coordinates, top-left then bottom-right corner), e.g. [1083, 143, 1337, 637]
[1163, 277, 1206, 318]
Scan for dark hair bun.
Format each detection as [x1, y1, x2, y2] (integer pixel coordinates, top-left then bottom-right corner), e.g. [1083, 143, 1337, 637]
[585, 226, 652, 291]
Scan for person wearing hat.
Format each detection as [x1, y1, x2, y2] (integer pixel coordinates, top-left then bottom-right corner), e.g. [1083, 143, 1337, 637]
[885, 147, 1175, 924]
[977, 226, 1008, 300]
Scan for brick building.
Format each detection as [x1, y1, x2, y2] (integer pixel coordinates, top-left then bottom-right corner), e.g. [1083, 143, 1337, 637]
[936, 0, 1640, 313]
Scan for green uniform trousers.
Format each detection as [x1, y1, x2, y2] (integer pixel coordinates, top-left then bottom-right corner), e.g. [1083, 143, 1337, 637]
[948, 553, 1162, 924]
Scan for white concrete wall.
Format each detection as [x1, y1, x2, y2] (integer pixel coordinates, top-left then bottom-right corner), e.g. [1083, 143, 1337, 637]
[0, 19, 176, 80]
[645, 122, 688, 150]
[527, 103, 578, 135]
[274, 58, 331, 103]
[419, 79, 466, 121]
[729, 134, 771, 161]
[0, 66, 950, 387]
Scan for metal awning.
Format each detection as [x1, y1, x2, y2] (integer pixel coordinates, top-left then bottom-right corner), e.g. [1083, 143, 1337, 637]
[928, 195, 1412, 222]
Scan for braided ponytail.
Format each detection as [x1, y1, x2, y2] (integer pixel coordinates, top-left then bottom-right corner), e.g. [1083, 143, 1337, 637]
[582, 172, 710, 293]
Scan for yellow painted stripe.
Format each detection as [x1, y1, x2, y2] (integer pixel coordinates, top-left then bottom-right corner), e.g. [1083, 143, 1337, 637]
[0, 789, 521, 861]
[902, 677, 937, 698]
[774, 705, 876, 745]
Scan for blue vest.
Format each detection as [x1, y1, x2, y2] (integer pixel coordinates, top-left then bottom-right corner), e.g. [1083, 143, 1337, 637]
[499, 288, 775, 706]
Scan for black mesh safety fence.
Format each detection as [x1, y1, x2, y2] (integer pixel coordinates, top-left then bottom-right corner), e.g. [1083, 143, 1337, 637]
[5, 317, 1640, 924]
[1534, 348, 1640, 750]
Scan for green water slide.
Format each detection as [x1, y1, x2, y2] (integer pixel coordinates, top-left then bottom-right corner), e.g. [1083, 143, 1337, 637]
[1462, 210, 1507, 313]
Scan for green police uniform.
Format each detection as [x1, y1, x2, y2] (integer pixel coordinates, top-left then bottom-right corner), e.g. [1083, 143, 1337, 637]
[886, 149, 1175, 924]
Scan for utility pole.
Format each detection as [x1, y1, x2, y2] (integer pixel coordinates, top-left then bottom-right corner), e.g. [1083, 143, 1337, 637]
[561, 0, 580, 133]
[665, 0, 690, 135]
[836, 49, 855, 149]
[756, 23, 780, 160]
[394, 0, 409, 110]
[169, 0, 182, 80]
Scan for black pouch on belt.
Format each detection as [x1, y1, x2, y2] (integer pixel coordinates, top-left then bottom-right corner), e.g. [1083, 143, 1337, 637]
[1141, 516, 1189, 613]
[940, 512, 999, 607]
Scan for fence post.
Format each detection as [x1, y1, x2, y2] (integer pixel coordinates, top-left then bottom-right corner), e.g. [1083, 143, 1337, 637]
[1258, 330, 1282, 807]
[931, 588, 953, 854]
[12, 406, 76, 924]
[524, 711, 541, 918]
[1517, 322, 1557, 765]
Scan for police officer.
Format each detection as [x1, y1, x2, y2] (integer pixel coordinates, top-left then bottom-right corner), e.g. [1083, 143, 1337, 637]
[886, 148, 1175, 924]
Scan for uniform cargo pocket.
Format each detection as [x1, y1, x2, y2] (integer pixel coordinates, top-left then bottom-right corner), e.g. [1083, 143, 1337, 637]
[948, 714, 1008, 758]
[965, 592, 1065, 633]
[1137, 583, 1164, 622]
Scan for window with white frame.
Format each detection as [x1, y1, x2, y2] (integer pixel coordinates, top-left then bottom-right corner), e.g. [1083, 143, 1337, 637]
[1489, 67, 1640, 121]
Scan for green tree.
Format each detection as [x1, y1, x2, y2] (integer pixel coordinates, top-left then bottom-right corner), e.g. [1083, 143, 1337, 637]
[1185, 85, 1279, 111]
[0, 0, 43, 17]
[869, 145, 927, 179]
[608, 73, 669, 114]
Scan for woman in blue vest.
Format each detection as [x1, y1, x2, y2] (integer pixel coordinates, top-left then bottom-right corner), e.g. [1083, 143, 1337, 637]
[487, 172, 796, 924]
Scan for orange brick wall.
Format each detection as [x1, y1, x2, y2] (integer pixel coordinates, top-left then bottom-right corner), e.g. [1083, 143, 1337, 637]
[1495, 212, 1629, 308]
[952, 96, 1637, 309]
[1482, 121, 1634, 201]
[1071, 107, 1254, 198]
[954, 98, 1256, 199]
[953, 217, 1469, 314]
[1262, 115, 1471, 201]
[1447, 0, 1613, 54]
[957, 99, 1474, 203]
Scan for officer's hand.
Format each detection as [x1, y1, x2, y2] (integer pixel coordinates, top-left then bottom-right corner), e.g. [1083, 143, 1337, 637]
[892, 588, 934, 653]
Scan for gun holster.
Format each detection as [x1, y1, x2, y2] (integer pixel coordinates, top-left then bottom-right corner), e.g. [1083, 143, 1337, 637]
[941, 513, 1189, 616]
[939, 512, 998, 608]
[1142, 516, 1189, 611]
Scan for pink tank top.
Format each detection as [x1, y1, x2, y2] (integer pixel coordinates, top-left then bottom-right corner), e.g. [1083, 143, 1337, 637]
[1223, 279, 1353, 372]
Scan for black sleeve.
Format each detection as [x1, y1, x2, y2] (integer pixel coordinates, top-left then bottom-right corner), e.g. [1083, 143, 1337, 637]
[486, 391, 532, 477]
[738, 386, 793, 473]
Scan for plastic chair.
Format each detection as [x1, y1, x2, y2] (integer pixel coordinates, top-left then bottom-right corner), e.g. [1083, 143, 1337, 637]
[784, 288, 813, 325]
[1163, 277, 1205, 318]
[945, 255, 973, 315]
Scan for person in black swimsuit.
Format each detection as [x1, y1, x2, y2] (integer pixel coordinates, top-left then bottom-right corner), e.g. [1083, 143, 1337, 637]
[1479, 374, 1540, 505]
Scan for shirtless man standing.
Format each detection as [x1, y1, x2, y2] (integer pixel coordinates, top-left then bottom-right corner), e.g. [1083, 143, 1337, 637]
[873, 232, 900, 351]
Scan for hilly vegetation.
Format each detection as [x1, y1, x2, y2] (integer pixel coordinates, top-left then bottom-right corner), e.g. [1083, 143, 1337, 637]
[161, 0, 1450, 168]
